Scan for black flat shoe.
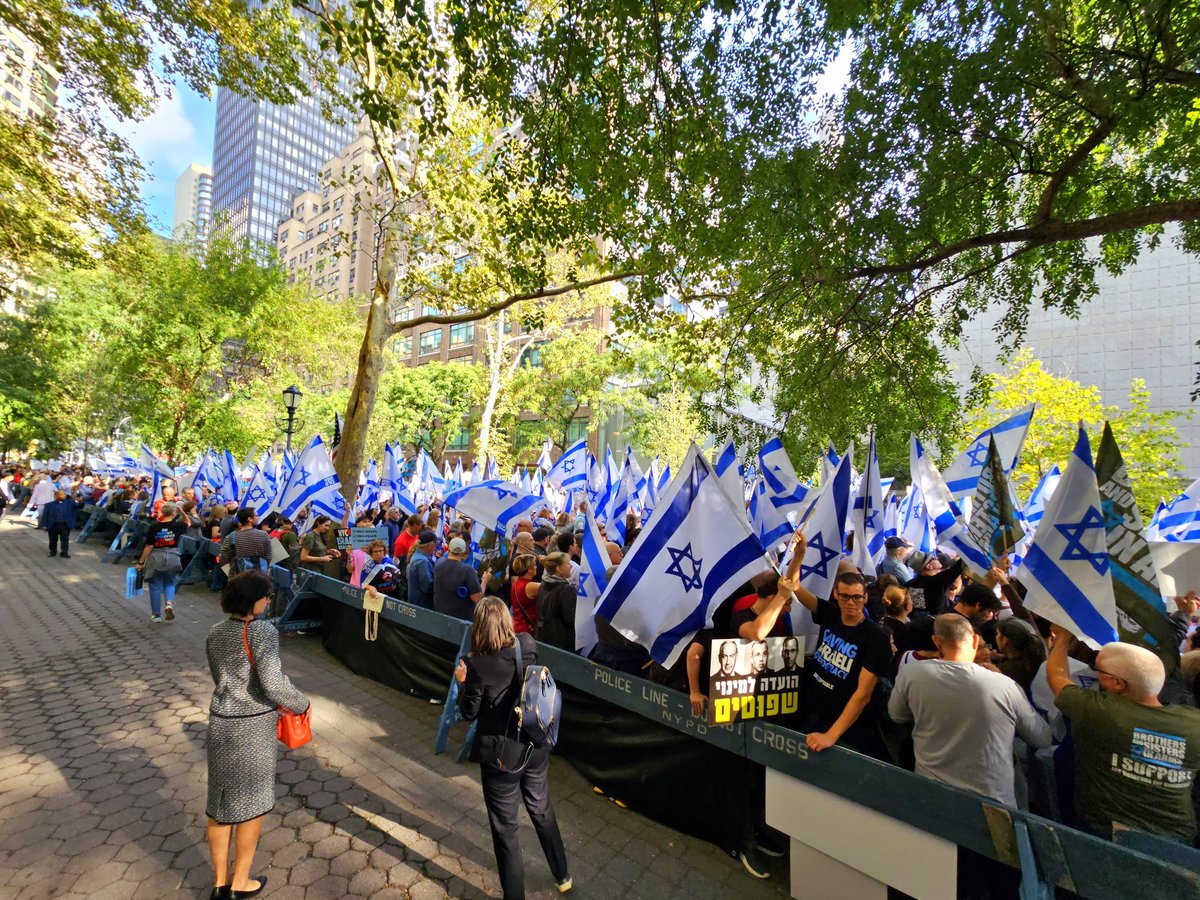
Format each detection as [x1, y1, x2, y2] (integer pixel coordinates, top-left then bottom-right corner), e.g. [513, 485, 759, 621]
[230, 877, 266, 898]
[209, 888, 231, 900]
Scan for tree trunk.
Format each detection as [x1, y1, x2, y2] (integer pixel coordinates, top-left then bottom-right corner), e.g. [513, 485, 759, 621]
[336, 261, 393, 507]
[476, 310, 504, 466]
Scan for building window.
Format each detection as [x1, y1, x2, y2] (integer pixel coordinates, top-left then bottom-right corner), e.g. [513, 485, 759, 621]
[392, 303, 413, 323]
[279, 229, 288, 242]
[392, 336, 412, 356]
[419, 329, 442, 355]
[449, 323, 474, 348]
[332, 214, 343, 230]
[318, 221, 330, 233]
[566, 418, 589, 444]
[448, 429, 470, 451]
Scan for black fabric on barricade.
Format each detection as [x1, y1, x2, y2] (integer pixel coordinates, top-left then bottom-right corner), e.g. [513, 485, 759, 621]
[554, 682, 746, 851]
[318, 596, 746, 851]
[319, 597, 458, 700]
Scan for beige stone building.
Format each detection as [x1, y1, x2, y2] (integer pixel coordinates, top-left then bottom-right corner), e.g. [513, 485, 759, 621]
[1, 27, 57, 118]
[275, 132, 380, 304]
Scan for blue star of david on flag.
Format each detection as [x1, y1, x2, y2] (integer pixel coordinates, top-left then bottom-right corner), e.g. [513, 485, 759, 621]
[966, 441, 990, 468]
[246, 486, 266, 503]
[576, 571, 589, 598]
[1055, 506, 1109, 576]
[294, 467, 311, 486]
[487, 484, 516, 500]
[562, 459, 576, 473]
[801, 531, 841, 582]
[665, 543, 703, 592]
[333, 494, 346, 514]
[863, 509, 878, 530]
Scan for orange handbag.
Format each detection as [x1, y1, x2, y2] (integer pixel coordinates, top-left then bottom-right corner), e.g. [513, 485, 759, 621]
[243, 622, 313, 749]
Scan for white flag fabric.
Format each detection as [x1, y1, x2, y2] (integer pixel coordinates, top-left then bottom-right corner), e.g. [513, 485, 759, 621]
[357, 458, 381, 513]
[608, 447, 644, 544]
[850, 434, 885, 577]
[218, 450, 242, 504]
[275, 435, 345, 522]
[796, 451, 852, 604]
[713, 438, 742, 509]
[537, 439, 554, 473]
[241, 465, 274, 518]
[575, 506, 614, 654]
[758, 438, 810, 517]
[442, 480, 549, 536]
[1150, 475, 1200, 541]
[749, 476, 794, 556]
[1020, 427, 1119, 649]
[382, 443, 418, 516]
[942, 404, 1035, 499]
[910, 436, 991, 577]
[1011, 464, 1060, 571]
[899, 485, 934, 552]
[595, 445, 773, 667]
[139, 444, 174, 481]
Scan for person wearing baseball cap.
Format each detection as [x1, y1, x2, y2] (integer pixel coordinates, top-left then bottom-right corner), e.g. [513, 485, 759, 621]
[406, 530, 439, 609]
[433, 535, 483, 620]
[878, 536, 915, 583]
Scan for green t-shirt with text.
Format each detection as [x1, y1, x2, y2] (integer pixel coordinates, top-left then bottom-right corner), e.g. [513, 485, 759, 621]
[1056, 685, 1200, 842]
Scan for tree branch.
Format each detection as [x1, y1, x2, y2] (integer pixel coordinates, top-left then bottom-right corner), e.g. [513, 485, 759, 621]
[383, 269, 641, 337]
[835, 198, 1200, 282]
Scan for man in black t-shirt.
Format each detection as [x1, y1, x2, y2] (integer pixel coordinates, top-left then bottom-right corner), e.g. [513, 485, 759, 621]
[787, 568, 891, 756]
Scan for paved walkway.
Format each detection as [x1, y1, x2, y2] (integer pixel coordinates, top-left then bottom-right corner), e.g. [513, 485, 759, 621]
[0, 517, 789, 899]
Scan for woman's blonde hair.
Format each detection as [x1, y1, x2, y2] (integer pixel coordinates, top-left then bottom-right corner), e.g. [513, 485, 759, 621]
[511, 554, 537, 578]
[882, 585, 910, 617]
[366, 540, 387, 555]
[471, 596, 516, 655]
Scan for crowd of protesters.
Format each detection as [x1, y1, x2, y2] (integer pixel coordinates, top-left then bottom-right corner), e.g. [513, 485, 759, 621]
[8, 458, 1200, 899]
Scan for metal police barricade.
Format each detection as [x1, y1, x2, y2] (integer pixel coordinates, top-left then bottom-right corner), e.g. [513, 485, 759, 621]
[77, 503, 107, 543]
[101, 502, 148, 563]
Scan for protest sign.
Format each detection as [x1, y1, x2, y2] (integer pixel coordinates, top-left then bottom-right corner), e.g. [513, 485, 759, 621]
[334, 526, 389, 550]
[708, 636, 804, 725]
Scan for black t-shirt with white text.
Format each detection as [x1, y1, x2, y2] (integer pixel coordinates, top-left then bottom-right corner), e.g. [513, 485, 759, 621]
[808, 599, 892, 732]
[149, 518, 187, 550]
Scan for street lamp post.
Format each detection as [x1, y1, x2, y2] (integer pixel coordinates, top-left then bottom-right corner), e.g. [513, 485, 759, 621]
[282, 385, 303, 452]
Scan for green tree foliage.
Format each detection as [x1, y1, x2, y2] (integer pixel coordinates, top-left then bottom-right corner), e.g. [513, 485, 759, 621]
[0, 0, 307, 284]
[503, 330, 624, 453]
[962, 350, 1187, 520]
[378, 360, 485, 461]
[392, 0, 1200, 477]
[0, 234, 358, 459]
[623, 386, 705, 471]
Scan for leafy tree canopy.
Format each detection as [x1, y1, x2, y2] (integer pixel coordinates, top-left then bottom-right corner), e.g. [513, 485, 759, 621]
[962, 350, 1188, 520]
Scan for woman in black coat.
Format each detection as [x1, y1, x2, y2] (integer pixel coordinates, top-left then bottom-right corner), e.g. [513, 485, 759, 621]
[455, 597, 571, 899]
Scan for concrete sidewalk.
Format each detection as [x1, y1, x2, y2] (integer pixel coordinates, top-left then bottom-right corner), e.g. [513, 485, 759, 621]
[0, 516, 789, 899]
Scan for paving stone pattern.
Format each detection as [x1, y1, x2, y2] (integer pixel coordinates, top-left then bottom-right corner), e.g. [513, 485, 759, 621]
[0, 517, 789, 899]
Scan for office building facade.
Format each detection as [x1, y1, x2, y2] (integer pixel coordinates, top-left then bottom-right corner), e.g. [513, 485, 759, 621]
[210, 28, 358, 247]
[0, 26, 57, 118]
[944, 239, 1200, 475]
[172, 163, 213, 239]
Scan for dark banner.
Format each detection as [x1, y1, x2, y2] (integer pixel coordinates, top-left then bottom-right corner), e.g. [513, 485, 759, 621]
[319, 597, 459, 700]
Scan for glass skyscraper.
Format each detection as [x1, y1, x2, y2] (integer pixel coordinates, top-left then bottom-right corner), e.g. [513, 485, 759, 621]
[210, 32, 358, 247]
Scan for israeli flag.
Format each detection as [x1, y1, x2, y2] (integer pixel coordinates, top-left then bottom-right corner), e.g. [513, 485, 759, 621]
[595, 444, 773, 667]
[942, 405, 1035, 499]
[881, 494, 900, 541]
[485, 456, 499, 481]
[796, 451, 852, 603]
[240, 465, 274, 518]
[714, 437, 742, 509]
[641, 457, 663, 525]
[537, 439, 554, 473]
[382, 443, 418, 515]
[575, 506, 614, 655]
[749, 476, 794, 556]
[899, 485, 934, 552]
[758, 438, 811, 517]
[1149, 476, 1200, 541]
[139, 444, 175, 505]
[608, 448, 645, 545]
[357, 458, 381, 513]
[218, 450, 241, 504]
[1010, 465, 1060, 571]
[910, 436, 991, 577]
[549, 439, 590, 494]
[442, 480, 549, 536]
[453, 458, 464, 488]
[275, 435, 346, 522]
[850, 434, 885, 577]
[469, 460, 480, 485]
[821, 442, 841, 486]
[1020, 427, 1119, 649]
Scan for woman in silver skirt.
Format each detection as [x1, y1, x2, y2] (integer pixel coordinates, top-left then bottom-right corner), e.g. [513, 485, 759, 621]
[205, 570, 309, 899]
